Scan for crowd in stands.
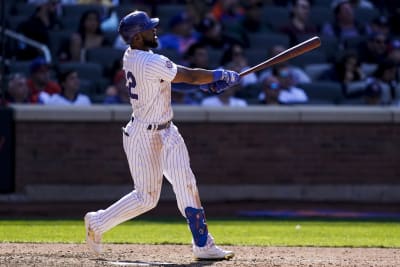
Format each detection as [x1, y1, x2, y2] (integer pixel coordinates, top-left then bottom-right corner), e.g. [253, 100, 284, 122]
[1, 0, 400, 106]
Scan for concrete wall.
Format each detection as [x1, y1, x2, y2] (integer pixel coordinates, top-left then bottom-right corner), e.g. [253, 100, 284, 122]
[8, 104, 400, 203]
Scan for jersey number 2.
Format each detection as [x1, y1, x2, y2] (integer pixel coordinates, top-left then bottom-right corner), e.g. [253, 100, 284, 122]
[126, 71, 138, 100]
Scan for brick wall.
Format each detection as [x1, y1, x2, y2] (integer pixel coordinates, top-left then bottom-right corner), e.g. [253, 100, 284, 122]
[14, 118, 400, 192]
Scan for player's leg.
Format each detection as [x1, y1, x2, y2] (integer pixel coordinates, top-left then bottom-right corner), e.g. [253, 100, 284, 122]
[85, 126, 163, 253]
[161, 124, 234, 260]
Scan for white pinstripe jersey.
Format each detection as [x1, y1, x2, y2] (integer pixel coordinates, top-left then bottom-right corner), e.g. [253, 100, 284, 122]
[122, 48, 177, 124]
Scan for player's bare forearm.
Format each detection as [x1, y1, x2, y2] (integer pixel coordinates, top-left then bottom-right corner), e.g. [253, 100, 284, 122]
[172, 66, 215, 85]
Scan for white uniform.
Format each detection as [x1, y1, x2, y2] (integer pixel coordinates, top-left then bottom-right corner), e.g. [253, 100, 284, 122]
[88, 48, 201, 235]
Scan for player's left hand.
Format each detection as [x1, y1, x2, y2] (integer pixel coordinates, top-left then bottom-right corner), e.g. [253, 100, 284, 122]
[200, 80, 232, 94]
[213, 70, 241, 86]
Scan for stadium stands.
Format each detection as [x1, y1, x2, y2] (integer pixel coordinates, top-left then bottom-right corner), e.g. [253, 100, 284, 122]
[2, 1, 393, 105]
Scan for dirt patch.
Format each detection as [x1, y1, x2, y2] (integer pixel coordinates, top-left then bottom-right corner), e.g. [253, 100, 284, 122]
[0, 243, 399, 267]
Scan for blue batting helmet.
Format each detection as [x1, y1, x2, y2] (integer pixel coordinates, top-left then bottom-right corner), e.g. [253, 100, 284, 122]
[118, 11, 159, 44]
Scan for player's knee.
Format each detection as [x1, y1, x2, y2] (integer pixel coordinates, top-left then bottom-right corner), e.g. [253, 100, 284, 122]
[141, 191, 160, 210]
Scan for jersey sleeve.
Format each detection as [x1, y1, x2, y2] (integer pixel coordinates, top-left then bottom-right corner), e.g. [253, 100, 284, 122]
[144, 53, 178, 82]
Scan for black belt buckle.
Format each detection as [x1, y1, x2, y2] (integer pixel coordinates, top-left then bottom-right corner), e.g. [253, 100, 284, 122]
[147, 121, 171, 131]
[132, 117, 171, 131]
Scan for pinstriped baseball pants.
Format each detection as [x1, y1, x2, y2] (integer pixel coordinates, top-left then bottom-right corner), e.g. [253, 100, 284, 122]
[90, 121, 201, 234]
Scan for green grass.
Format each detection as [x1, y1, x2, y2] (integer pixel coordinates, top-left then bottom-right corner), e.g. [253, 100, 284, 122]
[0, 219, 399, 248]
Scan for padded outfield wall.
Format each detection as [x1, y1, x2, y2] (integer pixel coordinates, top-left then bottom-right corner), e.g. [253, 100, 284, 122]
[6, 105, 400, 204]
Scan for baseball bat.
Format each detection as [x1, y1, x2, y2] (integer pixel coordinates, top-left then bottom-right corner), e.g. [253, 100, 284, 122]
[239, 36, 321, 77]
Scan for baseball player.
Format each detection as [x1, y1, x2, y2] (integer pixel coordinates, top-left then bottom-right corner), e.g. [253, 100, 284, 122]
[84, 10, 240, 260]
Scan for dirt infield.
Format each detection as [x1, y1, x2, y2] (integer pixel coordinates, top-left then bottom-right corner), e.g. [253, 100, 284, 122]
[1, 243, 399, 267]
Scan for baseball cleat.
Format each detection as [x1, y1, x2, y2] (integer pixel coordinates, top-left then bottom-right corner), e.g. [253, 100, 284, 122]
[84, 212, 102, 254]
[193, 234, 234, 261]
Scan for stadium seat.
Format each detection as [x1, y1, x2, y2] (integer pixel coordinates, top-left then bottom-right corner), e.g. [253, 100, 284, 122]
[57, 62, 103, 82]
[207, 48, 223, 69]
[115, 4, 133, 19]
[8, 60, 57, 80]
[60, 16, 80, 32]
[319, 36, 339, 62]
[156, 48, 182, 65]
[300, 81, 343, 104]
[290, 50, 327, 68]
[14, 3, 36, 16]
[48, 30, 73, 60]
[85, 47, 124, 74]
[248, 33, 290, 51]
[245, 49, 267, 67]
[310, 6, 332, 30]
[6, 15, 26, 31]
[344, 36, 368, 50]
[8, 60, 32, 76]
[62, 4, 105, 20]
[304, 63, 332, 81]
[354, 8, 380, 24]
[361, 63, 378, 77]
[115, 4, 151, 20]
[103, 31, 118, 45]
[262, 6, 289, 31]
[156, 4, 186, 32]
[314, 0, 332, 6]
[79, 78, 97, 97]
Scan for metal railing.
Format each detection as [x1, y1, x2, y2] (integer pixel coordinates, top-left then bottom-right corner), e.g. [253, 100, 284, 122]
[0, 26, 52, 63]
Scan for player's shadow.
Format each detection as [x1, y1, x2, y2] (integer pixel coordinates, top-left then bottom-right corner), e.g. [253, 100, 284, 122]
[95, 258, 221, 266]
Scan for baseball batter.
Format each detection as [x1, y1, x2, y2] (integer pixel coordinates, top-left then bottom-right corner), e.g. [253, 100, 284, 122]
[84, 10, 240, 260]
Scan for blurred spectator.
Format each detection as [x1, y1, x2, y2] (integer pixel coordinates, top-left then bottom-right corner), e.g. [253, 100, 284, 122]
[241, 0, 266, 33]
[321, 0, 367, 46]
[363, 59, 400, 105]
[45, 69, 91, 105]
[157, 12, 199, 55]
[58, 9, 110, 62]
[5, 73, 30, 104]
[211, 0, 244, 23]
[320, 50, 366, 99]
[279, 0, 317, 46]
[366, 15, 390, 36]
[320, 50, 365, 83]
[178, 42, 212, 104]
[196, 17, 240, 49]
[210, 0, 249, 47]
[201, 84, 247, 107]
[27, 57, 61, 103]
[358, 32, 389, 65]
[259, 75, 282, 105]
[16, 0, 63, 60]
[220, 43, 258, 87]
[103, 70, 130, 104]
[259, 45, 311, 84]
[184, 42, 210, 69]
[101, 8, 119, 33]
[259, 65, 308, 104]
[185, 0, 212, 31]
